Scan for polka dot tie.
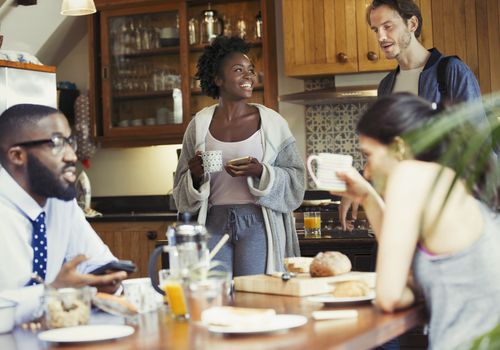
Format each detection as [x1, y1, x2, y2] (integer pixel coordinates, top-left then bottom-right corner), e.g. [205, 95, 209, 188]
[28, 212, 47, 285]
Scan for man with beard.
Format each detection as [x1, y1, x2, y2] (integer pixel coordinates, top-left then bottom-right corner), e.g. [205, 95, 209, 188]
[367, 0, 483, 110]
[342, 1, 488, 232]
[0, 104, 127, 324]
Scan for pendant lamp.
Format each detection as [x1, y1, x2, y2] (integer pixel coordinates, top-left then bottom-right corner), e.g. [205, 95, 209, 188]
[61, 0, 96, 16]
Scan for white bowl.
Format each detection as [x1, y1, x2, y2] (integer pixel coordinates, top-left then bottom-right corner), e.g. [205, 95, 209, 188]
[0, 298, 17, 334]
[130, 119, 143, 127]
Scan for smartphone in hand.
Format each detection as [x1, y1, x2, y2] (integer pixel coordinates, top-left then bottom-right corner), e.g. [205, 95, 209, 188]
[89, 260, 137, 275]
[227, 156, 252, 166]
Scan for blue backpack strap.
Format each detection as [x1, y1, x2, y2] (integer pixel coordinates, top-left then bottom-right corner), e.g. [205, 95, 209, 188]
[437, 55, 460, 102]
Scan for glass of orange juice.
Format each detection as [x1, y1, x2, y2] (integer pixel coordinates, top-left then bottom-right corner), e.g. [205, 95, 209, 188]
[159, 270, 189, 320]
[304, 211, 321, 238]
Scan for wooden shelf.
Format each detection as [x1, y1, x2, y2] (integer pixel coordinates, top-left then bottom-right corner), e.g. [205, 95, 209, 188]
[0, 59, 56, 73]
[116, 46, 180, 58]
[113, 90, 175, 99]
[189, 40, 262, 52]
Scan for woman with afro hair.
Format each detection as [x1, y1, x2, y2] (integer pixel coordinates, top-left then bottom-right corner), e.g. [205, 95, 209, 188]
[173, 36, 305, 276]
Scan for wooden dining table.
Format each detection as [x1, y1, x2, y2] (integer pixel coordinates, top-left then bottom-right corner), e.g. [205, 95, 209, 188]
[1, 291, 425, 350]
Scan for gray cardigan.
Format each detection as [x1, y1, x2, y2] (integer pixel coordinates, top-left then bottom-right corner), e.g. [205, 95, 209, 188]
[173, 103, 305, 272]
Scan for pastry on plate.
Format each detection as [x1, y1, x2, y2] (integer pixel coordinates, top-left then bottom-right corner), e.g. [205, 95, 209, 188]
[332, 280, 371, 298]
[201, 306, 276, 327]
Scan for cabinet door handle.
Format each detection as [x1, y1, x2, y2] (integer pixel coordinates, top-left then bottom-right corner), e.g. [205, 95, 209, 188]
[337, 52, 348, 63]
[367, 51, 378, 61]
[102, 65, 108, 80]
[146, 231, 158, 240]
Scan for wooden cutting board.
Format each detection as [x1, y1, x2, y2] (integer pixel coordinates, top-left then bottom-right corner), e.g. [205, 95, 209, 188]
[234, 272, 375, 297]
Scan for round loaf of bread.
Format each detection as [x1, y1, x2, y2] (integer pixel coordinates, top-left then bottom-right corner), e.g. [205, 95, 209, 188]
[309, 251, 352, 277]
[332, 280, 370, 298]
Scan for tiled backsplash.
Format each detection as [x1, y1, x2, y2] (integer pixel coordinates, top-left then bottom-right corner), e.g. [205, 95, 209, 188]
[304, 78, 371, 188]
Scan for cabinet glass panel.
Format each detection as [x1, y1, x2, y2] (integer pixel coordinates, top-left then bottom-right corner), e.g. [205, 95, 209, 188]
[106, 11, 182, 129]
[187, 1, 263, 116]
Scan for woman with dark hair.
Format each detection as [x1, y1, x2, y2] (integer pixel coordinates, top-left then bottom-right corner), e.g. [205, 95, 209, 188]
[173, 36, 305, 277]
[332, 93, 500, 349]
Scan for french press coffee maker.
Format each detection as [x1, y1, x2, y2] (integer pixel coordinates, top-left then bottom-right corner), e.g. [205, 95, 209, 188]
[148, 214, 209, 295]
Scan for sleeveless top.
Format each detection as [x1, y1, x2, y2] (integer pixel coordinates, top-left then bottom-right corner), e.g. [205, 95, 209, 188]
[205, 129, 263, 206]
[412, 201, 500, 349]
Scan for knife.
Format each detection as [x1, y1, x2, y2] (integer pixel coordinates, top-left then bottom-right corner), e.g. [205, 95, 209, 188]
[266, 271, 296, 281]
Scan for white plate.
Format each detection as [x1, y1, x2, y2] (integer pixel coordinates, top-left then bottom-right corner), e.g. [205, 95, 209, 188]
[307, 290, 376, 304]
[301, 199, 332, 206]
[38, 325, 135, 343]
[207, 314, 308, 334]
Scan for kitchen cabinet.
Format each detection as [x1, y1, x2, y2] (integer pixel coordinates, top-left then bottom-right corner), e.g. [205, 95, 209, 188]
[431, 0, 500, 95]
[91, 221, 171, 277]
[89, 0, 277, 147]
[281, 0, 433, 77]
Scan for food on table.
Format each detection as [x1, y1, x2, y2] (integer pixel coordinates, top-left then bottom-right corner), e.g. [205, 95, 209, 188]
[284, 257, 314, 273]
[45, 297, 89, 328]
[332, 280, 371, 298]
[92, 292, 138, 317]
[201, 306, 276, 327]
[309, 251, 352, 277]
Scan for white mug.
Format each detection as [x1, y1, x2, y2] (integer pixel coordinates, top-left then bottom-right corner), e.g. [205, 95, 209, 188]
[122, 278, 162, 314]
[306, 153, 353, 191]
[201, 150, 223, 173]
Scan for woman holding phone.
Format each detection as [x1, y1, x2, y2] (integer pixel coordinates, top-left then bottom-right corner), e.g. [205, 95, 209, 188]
[173, 36, 305, 277]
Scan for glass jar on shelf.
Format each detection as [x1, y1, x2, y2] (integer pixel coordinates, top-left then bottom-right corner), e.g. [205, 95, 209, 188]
[200, 6, 223, 44]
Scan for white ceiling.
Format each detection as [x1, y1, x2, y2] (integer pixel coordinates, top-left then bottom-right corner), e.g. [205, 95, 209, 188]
[0, 0, 86, 66]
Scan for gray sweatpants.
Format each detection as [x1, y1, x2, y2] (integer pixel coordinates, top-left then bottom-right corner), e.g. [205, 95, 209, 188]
[205, 204, 267, 277]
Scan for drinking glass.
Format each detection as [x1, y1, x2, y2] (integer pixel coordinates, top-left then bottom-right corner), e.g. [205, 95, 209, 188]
[159, 270, 189, 320]
[304, 212, 321, 238]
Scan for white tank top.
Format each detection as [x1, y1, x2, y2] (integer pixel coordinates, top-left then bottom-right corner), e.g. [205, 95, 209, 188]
[206, 129, 263, 206]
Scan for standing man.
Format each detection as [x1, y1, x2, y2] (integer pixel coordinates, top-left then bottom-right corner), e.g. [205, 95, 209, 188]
[0, 104, 127, 324]
[367, 0, 483, 113]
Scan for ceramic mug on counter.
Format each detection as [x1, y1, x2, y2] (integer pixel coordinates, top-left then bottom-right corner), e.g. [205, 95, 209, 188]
[307, 153, 353, 192]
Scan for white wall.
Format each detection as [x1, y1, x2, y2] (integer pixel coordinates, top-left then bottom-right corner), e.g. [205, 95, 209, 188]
[80, 145, 181, 196]
[0, 0, 65, 55]
[57, 36, 90, 91]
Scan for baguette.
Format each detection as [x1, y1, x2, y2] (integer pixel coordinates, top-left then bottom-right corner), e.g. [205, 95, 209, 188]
[92, 292, 138, 317]
[284, 257, 313, 273]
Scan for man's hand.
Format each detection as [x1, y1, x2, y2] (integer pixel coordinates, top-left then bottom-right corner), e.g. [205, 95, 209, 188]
[338, 198, 360, 231]
[51, 255, 127, 294]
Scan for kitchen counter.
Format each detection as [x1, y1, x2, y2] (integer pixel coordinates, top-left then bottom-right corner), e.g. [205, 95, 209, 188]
[86, 212, 178, 222]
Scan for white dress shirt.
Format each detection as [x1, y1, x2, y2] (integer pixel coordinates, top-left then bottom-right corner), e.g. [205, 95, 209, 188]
[0, 168, 116, 324]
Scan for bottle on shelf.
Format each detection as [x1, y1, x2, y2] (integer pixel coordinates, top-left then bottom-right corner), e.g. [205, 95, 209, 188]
[255, 11, 263, 40]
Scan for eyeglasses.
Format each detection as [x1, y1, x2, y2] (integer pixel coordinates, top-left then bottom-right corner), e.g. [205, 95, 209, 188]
[13, 133, 78, 155]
